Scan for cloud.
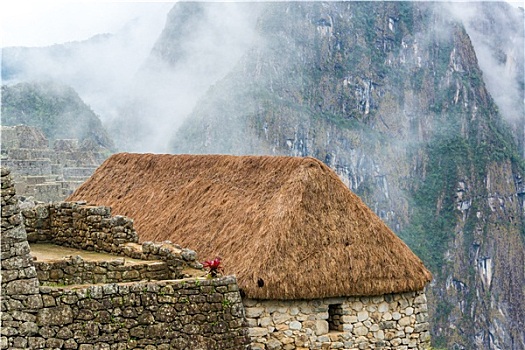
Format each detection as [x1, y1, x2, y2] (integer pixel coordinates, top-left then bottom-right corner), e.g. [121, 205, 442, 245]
[1, 2, 173, 48]
[2, 2, 261, 153]
[442, 2, 524, 125]
[2, 2, 173, 140]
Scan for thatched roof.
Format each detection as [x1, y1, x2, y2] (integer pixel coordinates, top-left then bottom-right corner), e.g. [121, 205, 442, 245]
[68, 153, 432, 300]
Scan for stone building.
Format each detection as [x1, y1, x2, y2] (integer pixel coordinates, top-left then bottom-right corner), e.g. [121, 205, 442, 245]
[68, 153, 434, 350]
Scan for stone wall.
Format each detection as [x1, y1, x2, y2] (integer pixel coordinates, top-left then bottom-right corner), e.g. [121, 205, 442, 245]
[32, 277, 248, 350]
[24, 202, 138, 253]
[22, 201, 201, 274]
[243, 292, 431, 350]
[1, 167, 43, 350]
[1, 167, 250, 349]
[3, 159, 53, 176]
[34, 255, 180, 286]
[21, 199, 204, 284]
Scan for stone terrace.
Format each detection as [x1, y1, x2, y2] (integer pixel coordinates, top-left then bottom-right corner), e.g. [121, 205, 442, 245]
[1, 125, 108, 202]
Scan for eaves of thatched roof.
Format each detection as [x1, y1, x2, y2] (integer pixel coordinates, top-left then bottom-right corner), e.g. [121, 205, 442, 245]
[68, 153, 432, 300]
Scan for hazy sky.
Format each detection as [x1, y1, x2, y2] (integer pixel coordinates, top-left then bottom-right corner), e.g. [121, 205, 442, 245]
[0, 1, 174, 47]
[1, 0, 522, 47]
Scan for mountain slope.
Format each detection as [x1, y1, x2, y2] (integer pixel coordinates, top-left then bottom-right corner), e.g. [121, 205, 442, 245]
[1, 81, 114, 150]
[163, 2, 524, 349]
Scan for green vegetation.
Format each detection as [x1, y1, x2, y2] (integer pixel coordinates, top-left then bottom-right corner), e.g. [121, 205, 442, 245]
[410, 69, 425, 90]
[221, 298, 232, 309]
[398, 2, 414, 34]
[1, 81, 114, 150]
[401, 68, 525, 270]
[399, 139, 462, 272]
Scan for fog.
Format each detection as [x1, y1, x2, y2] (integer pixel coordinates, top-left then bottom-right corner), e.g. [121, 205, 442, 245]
[1, 3, 171, 148]
[2, 2, 262, 153]
[108, 2, 261, 152]
[443, 2, 524, 126]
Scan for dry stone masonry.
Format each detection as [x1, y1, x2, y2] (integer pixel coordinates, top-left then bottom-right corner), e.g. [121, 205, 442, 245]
[33, 254, 180, 287]
[23, 202, 137, 252]
[31, 277, 248, 350]
[1, 167, 250, 349]
[243, 293, 431, 350]
[1, 125, 108, 202]
[22, 200, 201, 274]
[1, 167, 43, 350]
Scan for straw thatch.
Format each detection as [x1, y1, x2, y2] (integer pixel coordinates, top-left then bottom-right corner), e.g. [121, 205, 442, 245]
[68, 153, 432, 300]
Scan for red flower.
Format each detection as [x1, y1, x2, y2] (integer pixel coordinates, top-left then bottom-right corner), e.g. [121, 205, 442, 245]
[203, 257, 223, 277]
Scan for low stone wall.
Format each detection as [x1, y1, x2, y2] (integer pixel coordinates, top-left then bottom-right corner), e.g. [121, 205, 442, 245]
[62, 167, 98, 178]
[34, 256, 182, 286]
[7, 148, 53, 160]
[33, 183, 69, 202]
[243, 292, 431, 350]
[24, 202, 137, 252]
[3, 159, 53, 176]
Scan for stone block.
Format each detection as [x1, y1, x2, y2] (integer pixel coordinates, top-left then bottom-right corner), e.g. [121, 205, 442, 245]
[248, 327, 269, 337]
[5, 279, 39, 296]
[378, 302, 389, 313]
[342, 315, 358, 323]
[289, 321, 302, 330]
[272, 312, 291, 324]
[413, 294, 427, 305]
[27, 337, 45, 349]
[354, 326, 369, 336]
[357, 310, 368, 322]
[37, 305, 73, 326]
[351, 301, 364, 311]
[45, 338, 64, 348]
[314, 320, 329, 335]
[258, 316, 272, 327]
[398, 317, 412, 327]
[266, 338, 283, 350]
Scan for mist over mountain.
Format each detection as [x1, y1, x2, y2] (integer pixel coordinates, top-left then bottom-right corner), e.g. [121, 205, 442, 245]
[163, 2, 524, 349]
[1, 81, 114, 150]
[1, 7, 168, 128]
[1, 2, 524, 350]
[106, 2, 262, 152]
[446, 2, 525, 157]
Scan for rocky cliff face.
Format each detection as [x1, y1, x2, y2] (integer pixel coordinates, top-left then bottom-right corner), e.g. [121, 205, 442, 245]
[157, 2, 524, 349]
[452, 2, 524, 158]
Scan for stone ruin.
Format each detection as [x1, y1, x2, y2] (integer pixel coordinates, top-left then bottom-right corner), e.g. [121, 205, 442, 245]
[1, 167, 249, 349]
[0, 125, 109, 202]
